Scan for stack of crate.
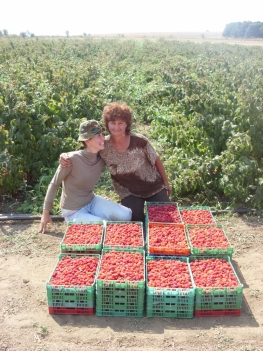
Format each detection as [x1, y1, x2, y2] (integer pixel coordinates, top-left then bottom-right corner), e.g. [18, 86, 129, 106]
[46, 253, 100, 315]
[46, 221, 104, 315]
[145, 202, 194, 318]
[96, 222, 145, 317]
[179, 206, 243, 316]
[145, 203, 243, 318]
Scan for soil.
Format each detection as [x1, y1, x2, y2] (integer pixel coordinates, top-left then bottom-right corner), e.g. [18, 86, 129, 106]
[0, 213, 262, 351]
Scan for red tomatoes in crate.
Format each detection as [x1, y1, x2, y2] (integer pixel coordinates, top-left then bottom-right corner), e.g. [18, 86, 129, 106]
[147, 259, 192, 288]
[49, 256, 99, 287]
[149, 224, 188, 249]
[180, 209, 215, 225]
[97, 251, 144, 281]
[63, 224, 103, 245]
[187, 226, 230, 248]
[147, 203, 181, 223]
[190, 258, 239, 288]
[104, 223, 143, 247]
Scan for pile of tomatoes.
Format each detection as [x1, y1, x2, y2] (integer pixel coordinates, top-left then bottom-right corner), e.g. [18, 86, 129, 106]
[104, 223, 143, 248]
[190, 258, 239, 288]
[148, 224, 189, 250]
[63, 224, 103, 245]
[97, 251, 144, 281]
[179, 209, 215, 225]
[49, 255, 99, 287]
[147, 259, 192, 288]
[187, 225, 231, 249]
[147, 203, 181, 223]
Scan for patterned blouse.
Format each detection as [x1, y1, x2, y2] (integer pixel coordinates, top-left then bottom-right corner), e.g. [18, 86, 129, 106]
[99, 132, 165, 199]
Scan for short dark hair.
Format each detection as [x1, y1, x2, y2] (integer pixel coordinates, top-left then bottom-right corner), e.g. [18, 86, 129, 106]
[102, 102, 132, 134]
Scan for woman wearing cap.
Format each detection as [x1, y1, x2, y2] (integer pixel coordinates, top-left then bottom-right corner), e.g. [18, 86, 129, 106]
[60, 102, 172, 223]
[38, 120, 132, 234]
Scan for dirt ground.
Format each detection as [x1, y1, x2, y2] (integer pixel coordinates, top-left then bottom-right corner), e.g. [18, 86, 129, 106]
[0, 212, 262, 351]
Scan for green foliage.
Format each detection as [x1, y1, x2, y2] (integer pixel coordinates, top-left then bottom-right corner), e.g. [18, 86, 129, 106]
[0, 37, 263, 210]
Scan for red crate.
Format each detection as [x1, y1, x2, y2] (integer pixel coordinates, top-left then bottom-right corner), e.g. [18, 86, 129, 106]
[195, 309, 241, 317]
[48, 307, 95, 315]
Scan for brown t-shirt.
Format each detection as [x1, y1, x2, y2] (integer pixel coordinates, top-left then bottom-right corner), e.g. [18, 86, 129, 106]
[43, 149, 104, 211]
[99, 133, 165, 199]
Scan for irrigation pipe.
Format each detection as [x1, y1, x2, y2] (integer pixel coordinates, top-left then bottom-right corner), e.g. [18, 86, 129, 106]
[0, 209, 257, 222]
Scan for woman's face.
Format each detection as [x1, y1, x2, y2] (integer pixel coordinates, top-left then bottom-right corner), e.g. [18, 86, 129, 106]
[86, 132, 105, 152]
[107, 119, 127, 137]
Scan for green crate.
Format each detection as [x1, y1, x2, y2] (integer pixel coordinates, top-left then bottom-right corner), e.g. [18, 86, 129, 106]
[60, 221, 104, 253]
[96, 249, 145, 317]
[189, 255, 243, 310]
[103, 221, 145, 250]
[96, 307, 144, 317]
[185, 224, 234, 257]
[46, 254, 100, 309]
[145, 202, 182, 224]
[179, 206, 216, 225]
[146, 256, 195, 318]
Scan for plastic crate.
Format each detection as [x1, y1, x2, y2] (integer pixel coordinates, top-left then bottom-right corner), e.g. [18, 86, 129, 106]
[195, 309, 241, 317]
[147, 222, 190, 256]
[46, 254, 100, 309]
[189, 256, 243, 310]
[48, 307, 95, 315]
[179, 206, 216, 225]
[145, 202, 182, 224]
[60, 221, 104, 253]
[103, 221, 144, 250]
[96, 249, 145, 317]
[185, 224, 233, 257]
[146, 256, 195, 318]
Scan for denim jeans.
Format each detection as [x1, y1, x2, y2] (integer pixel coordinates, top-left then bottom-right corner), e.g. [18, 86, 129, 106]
[62, 195, 132, 223]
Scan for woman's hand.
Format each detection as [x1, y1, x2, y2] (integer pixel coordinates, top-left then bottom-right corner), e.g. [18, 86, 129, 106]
[38, 210, 54, 234]
[164, 184, 172, 197]
[59, 153, 72, 167]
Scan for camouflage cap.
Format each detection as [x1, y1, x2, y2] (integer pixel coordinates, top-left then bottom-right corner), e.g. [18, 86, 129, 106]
[78, 120, 104, 141]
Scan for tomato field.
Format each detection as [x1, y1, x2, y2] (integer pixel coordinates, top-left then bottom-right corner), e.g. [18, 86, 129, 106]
[1, 37, 263, 211]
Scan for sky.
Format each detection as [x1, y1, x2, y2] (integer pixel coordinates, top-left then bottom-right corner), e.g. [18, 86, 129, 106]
[1, 0, 262, 37]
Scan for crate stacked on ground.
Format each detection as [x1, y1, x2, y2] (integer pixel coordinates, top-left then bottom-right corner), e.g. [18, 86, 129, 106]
[103, 221, 144, 251]
[60, 221, 104, 254]
[96, 249, 145, 317]
[189, 255, 243, 317]
[179, 206, 216, 226]
[46, 253, 100, 315]
[147, 222, 190, 256]
[145, 202, 189, 256]
[146, 202, 182, 225]
[185, 224, 234, 258]
[146, 256, 195, 318]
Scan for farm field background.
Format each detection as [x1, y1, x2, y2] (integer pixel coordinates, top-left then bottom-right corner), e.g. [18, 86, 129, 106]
[1, 33, 263, 214]
[0, 33, 263, 351]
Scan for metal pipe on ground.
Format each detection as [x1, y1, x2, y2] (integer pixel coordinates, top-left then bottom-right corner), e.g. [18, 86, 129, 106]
[0, 209, 257, 221]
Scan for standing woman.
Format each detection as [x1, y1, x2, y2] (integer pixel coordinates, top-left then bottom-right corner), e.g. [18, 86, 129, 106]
[99, 102, 172, 222]
[39, 120, 132, 234]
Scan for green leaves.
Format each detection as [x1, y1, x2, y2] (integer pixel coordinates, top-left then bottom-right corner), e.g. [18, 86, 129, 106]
[1, 37, 263, 209]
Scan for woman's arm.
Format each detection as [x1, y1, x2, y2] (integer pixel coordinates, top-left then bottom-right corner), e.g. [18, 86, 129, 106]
[155, 157, 172, 196]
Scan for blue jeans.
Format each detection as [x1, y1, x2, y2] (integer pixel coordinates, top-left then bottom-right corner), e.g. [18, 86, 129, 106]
[62, 195, 132, 223]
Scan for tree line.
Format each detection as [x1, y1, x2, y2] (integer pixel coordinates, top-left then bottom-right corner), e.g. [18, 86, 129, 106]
[223, 21, 263, 38]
